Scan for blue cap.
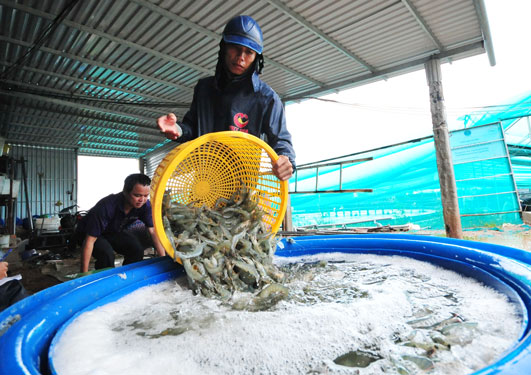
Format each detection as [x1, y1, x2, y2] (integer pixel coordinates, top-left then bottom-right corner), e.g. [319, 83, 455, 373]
[222, 15, 263, 54]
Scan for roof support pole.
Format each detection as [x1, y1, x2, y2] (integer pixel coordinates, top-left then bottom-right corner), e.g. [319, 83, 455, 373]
[424, 58, 463, 239]
[282, 194, 293, 231]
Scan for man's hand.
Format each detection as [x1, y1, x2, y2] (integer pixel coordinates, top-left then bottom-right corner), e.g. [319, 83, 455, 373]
[273, 155, 293, 181]
[0, 261, 8, 279]
[148, 227, 166, 257]
[157, 113, 183, 140]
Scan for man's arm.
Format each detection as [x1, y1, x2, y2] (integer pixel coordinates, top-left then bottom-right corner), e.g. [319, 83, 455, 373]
[148, 227, 166, 257]
[264, 94, 296, 180]
[80, 235, 98, 273]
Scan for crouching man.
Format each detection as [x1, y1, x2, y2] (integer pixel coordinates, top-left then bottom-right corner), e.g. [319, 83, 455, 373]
[77, 173, 166, 273]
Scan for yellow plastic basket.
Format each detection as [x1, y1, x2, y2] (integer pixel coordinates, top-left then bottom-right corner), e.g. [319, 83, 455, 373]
[150, 131, 289, 259]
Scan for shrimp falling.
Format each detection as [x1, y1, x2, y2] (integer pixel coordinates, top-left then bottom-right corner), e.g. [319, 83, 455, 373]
[162, 184, 288, 310]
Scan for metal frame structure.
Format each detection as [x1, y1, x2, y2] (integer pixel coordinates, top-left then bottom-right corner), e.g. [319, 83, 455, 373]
[0, 0, 494, 159]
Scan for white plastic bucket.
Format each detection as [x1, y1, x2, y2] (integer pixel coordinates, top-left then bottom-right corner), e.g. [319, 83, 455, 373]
[0, 235, 10, 248]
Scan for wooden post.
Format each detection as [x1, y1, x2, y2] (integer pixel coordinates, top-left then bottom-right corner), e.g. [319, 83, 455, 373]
[282, 194, 293, 231]
[425, 58, 463, 239]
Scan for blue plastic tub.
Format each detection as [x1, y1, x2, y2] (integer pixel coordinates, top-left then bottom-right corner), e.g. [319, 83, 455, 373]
[1, 233, 531, 375]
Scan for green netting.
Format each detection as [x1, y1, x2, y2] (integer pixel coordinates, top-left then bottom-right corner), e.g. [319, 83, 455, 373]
[465, 93, 531, 202]
[461, 94, 531, 130]
[290, 139, 445, 229]
[290, 120, 527, 230]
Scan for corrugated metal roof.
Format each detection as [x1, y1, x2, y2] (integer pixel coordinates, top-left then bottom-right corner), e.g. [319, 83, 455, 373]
[0, 0, 493, 158]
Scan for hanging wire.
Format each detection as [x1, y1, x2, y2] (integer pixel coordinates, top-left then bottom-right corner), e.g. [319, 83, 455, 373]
[0, 0, 82, 81]
[300, 96, 531, 117]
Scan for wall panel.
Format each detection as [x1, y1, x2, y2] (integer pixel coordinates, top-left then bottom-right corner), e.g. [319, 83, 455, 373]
[6, 145, 77, 222]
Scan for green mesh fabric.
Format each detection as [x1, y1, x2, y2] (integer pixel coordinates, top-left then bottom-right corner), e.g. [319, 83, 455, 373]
[290, 114, 529, 230]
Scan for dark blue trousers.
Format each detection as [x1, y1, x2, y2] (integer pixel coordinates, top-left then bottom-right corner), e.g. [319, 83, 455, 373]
[93, 231, 145, 269]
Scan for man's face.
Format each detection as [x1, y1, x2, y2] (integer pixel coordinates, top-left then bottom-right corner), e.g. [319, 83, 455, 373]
[224, 43, 257, 75]
[124, 183, 150, 210]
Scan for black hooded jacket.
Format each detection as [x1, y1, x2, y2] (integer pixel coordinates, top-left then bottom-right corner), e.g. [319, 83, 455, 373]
[177, 53, 296, 169]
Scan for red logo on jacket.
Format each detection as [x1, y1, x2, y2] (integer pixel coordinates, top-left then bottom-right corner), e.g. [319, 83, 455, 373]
[230, 113, 249, 132]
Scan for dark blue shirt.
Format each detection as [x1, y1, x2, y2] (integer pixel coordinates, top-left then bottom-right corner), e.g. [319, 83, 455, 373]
[77, 193, 153, 238]
[178, 71, 296, 169]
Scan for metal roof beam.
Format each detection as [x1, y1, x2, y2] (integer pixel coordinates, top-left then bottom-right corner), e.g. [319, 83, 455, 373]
[130, 0, 325, 88]
[8, 130, 76, 143]
[76, 149, 141, 157]
[8, 122, 161, 145]
[283, 41, 485, 103]
[474, 0, 496, 66]
[263, 59, 322, 88]
[8, 133, 150, 151]
[0, 36, 193, 95]
[264, 0, 375, 73]
[7, 130, 151, 152]
[10, 138, 147, 158]
[9, 138, 81, 149]
[0, 101, 162, 136]
[400, 0, 444, 52]
[0, 60, 185, 103]
[2, 80, 169, 117]
[75, 142, 152, 153]
[3, 89, 158, 124]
